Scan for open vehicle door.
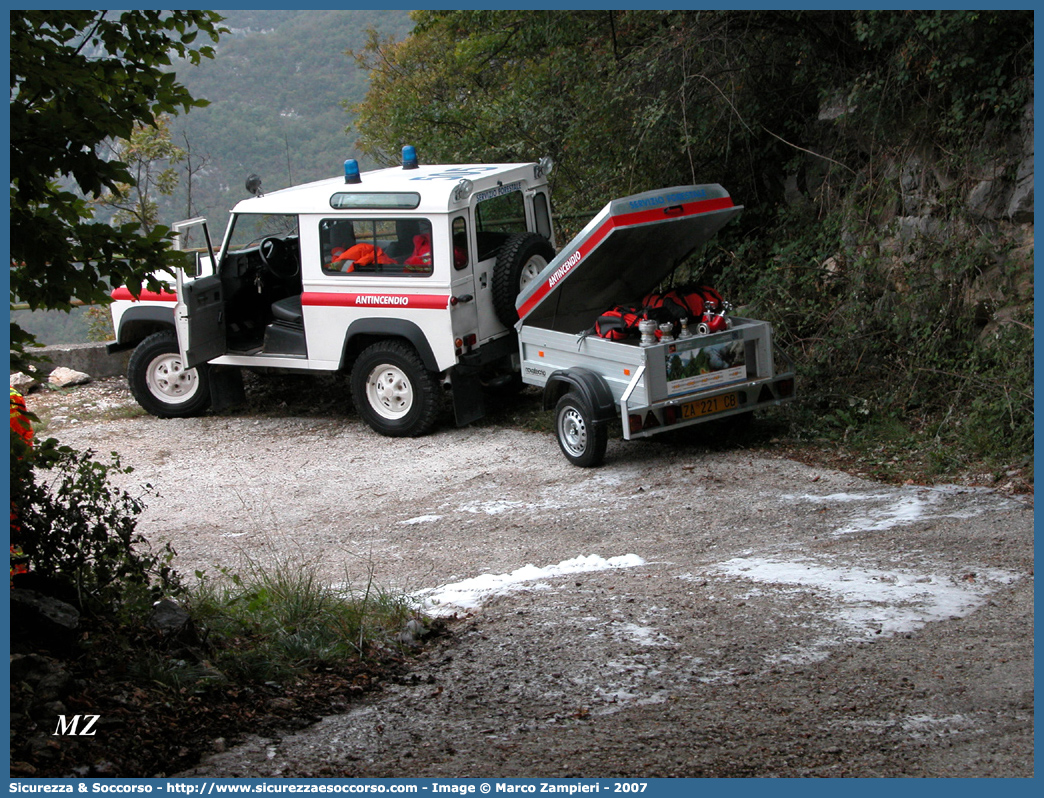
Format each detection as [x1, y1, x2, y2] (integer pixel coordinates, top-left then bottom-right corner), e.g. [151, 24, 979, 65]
[171, 217, 226, 369]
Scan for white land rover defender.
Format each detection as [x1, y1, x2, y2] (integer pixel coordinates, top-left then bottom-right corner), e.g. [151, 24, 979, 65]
[108, 147, 557, 437]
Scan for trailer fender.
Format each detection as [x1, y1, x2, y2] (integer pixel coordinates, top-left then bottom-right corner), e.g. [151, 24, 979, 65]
[542, 368, 616, 424]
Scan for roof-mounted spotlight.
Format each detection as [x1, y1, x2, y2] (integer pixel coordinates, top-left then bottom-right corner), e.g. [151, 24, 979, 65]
[452, 178, 474, 203]
[534, 156, 554, 180]
[245, 174, 263, 197]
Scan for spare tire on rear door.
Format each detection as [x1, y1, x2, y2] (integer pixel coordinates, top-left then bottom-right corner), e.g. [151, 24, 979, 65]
[491, 232, 554, 327]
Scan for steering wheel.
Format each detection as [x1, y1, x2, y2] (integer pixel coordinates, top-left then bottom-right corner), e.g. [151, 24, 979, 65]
[258, 237, 299, 278]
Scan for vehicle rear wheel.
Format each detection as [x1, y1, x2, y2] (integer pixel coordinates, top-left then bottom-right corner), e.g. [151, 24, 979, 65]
[351, 341, 442, 437]
[127, 331, 211, 418]
[554, 391, 608, 468]
[491, 232, 555, 327]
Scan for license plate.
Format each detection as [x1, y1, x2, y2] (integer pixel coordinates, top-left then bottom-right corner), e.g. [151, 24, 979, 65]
[680, 392, 739, 420]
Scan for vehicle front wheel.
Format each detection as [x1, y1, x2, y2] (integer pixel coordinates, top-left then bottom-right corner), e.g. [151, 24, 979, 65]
[127, 331, 211, 418]
[554, 392, 608, 468]
[350, 341, 442, 437]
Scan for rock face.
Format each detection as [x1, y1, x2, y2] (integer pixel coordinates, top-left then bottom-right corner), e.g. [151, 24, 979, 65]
[800, 98, 1034, 342]
[814, 99, 1034, 226]
[1005, 101, 1034, 223]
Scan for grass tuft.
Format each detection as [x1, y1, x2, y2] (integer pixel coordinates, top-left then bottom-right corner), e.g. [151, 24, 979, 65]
[186, 555, 422, 685]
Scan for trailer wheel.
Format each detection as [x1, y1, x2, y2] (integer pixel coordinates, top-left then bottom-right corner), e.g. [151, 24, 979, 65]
[492, 232, 554, 327]
[127, 331, 211, 418]
[554, 392, 608, 468]
[351, 340, 442, 438]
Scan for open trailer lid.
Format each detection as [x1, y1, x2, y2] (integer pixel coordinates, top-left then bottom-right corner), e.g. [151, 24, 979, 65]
[515, 185, 742, 332]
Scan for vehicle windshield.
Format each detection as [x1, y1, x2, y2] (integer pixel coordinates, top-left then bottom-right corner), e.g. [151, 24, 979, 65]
[224, 213, 299, 253]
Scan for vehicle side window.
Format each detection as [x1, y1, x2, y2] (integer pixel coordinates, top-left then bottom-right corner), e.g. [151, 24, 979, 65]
[475, 189, 526, 261]
[319, 218, 434, 277]
[452, 216, 469, 271]
[221, 213, 300, 281]
[533, 191, 552, 241]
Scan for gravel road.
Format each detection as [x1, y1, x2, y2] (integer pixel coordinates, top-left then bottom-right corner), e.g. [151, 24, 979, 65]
[28, 377, 1034, 778]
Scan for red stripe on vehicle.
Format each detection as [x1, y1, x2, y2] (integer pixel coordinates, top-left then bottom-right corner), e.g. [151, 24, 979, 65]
[517, 196, 734, 319]
[111, 286, 177, 302]
[301, 292, 450, 310]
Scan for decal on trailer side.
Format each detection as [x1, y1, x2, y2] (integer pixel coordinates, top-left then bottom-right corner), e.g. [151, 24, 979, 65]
[547, 250, 582, 288]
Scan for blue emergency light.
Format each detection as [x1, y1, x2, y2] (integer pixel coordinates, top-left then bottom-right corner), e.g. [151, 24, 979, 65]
[344, 159, 361, 184]
[402, 145, 418, 170]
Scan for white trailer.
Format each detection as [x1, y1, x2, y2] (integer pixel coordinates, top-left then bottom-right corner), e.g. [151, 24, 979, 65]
[514, 184, 796, 466]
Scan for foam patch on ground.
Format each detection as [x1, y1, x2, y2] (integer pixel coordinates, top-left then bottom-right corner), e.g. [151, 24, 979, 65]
[713, 556, 1019, 664]
[417, 554, 647, 615]
[783, 485, 1019, 536]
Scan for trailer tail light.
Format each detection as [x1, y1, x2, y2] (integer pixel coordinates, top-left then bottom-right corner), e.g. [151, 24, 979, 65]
[662, 405, 678, 426]
[463, 333, 477, 347]
[628, 414, 643, 434]
[776, 378, 794, 398]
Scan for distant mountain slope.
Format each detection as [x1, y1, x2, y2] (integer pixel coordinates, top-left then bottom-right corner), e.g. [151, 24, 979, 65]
[165, 9, 413, 233]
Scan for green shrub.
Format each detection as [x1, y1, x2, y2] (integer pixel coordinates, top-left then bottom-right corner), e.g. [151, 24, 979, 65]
[10, 435, 182, 613]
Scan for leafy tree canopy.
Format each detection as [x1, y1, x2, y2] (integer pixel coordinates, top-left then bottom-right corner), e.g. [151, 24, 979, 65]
[9, 10, 226, 361]
[350, 10, 1032, 225]
[351, 11, 843, 212]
